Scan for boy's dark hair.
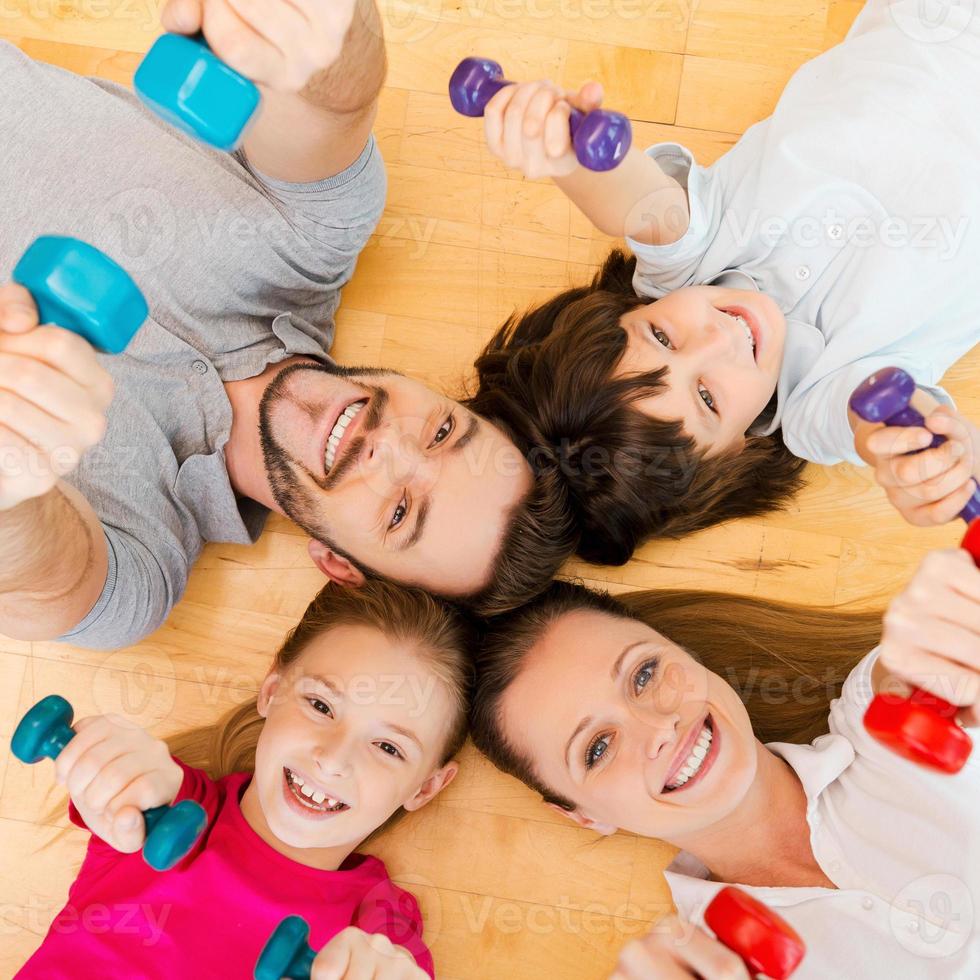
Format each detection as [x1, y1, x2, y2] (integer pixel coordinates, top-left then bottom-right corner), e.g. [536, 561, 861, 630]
[466, 249, 807, 566]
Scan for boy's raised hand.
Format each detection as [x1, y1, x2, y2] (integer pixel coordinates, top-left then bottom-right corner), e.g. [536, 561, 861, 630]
[54, 714, 183, 854]
[310, 927, 427, 979]
[0, 283, 114, 512]
[483, 79, 604, 180]
[854, 405, 979, 527]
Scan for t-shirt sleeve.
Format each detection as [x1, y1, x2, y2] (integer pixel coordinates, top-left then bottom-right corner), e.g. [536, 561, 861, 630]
[56, 523, 189, 651]
[626, 142, 719, 299]
[234, 136, 387, 277]
[352, 883, 434, 978]
[780, 357, 957, 466]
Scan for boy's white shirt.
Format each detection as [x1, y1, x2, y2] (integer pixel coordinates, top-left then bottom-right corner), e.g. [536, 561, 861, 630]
[626, 0, 980, 465]
[665, 647, 980, 979]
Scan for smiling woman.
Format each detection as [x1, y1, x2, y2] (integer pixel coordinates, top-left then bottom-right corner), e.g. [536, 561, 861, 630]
[471, 558, 980, 977]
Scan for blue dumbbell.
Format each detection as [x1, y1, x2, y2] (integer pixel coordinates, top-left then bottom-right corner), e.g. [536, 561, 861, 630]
[12, 236, 148, 354]
[255, 915, 317, 980]
[135, 33, 262, 151]
[12, 694, 207, 872]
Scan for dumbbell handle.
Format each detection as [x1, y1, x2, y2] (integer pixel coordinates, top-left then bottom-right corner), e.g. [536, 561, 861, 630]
[255, 915, 317, 980]
[849, 367, 980, 523]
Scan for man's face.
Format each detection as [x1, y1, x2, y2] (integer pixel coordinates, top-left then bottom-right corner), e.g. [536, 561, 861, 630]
[259, 362, 533, 595]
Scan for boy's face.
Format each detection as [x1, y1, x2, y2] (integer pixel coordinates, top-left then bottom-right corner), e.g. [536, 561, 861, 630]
[615, 286, 787, 455]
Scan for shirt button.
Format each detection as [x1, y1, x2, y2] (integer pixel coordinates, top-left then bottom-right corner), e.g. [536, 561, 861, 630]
[192, 360, 208, 375]
[908, 920, 919, 932]
[795, 265, 811, 281]
[862, 897, 874, 911]
[828, 224, 843, 240]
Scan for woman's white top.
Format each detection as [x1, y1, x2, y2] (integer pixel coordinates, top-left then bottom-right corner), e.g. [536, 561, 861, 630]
[626, 0, 980, 466]
[666, 649, 980, 979]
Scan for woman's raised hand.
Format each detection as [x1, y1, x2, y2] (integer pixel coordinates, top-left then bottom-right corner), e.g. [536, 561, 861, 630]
[877, 547, 980, 727]
[610, 916, 751, 979]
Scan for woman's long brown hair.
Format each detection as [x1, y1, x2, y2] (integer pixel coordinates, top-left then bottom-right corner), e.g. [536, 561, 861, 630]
[471, 581, 882, 810]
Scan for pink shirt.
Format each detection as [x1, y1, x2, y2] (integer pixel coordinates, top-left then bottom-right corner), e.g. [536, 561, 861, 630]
[16, 760, 434, 979]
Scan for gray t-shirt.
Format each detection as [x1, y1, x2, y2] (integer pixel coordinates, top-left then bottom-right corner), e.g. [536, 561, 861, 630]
[0, 41, 386, 649]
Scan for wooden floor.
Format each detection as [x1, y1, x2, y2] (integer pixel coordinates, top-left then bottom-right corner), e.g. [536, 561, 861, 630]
[2, 1, 978, 976]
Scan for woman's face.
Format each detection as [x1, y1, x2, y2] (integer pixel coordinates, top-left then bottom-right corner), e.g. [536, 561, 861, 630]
[499, 610, 759, 841]
[616, 286, 787, 456]
[246, 624, 458, 854]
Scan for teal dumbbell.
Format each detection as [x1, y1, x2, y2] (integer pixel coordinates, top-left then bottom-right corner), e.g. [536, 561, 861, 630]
[135, 33, 261, 151]
[12, 694, 207, 872]
[12, 237, 148, 354]
[255, 915, 317, 980]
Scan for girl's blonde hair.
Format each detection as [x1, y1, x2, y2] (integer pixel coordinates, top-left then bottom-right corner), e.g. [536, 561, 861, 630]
[169, 579, 475, 776]
[471, 581, 882, 810]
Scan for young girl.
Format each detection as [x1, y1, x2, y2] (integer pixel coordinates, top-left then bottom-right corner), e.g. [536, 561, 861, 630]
[470, 547, 980, 978]
[466, 0, 980, 565]
[16, 580, 474, 978]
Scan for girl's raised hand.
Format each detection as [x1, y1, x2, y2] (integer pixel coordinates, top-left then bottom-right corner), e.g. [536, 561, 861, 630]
[53, 714, 183, 854]
[876, 547, 980, 727]
[483, 79, 604, 180]
[609, 916, 751, 979]
[310, 927, 426, 979]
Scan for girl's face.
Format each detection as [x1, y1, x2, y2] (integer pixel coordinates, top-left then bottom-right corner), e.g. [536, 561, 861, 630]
[245, 625, 458, 857]
[616, 286, 787, 456]
[499, 610, 759, 842]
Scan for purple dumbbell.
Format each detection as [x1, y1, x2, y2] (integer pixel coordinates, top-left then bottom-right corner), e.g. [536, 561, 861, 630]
[849, 366, 980, 523]
[449, 57, 632, 173]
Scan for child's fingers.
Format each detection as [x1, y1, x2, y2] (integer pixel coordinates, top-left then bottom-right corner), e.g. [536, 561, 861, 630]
[81, 753, 159, 814]
[52, 715, 112, 785]
[925, 406, 971, 441]
[543, 100, 573, 159]
[108, 805, 146, 854]
[571, 79, 604, 113]
[902, 478, 979, 527]
[881, 440, 966, 489]
[523, 82, 560, 140]
[866, 424, 937, 459]
[63, 736, 132, 808]
[500, 82, 545, 168]
[483, 83, 520, 159]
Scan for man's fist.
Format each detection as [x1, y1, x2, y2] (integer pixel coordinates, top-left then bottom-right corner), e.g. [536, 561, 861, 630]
[0, 283, 113, 512]
[161, 0, 359, 94]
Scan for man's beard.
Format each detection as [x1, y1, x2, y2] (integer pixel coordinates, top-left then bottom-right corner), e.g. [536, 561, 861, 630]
[257, 360, 394, 544]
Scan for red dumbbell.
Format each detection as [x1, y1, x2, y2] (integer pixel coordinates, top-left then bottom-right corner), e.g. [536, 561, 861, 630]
[704, 887, 805, 979]
[863, 520, 978, 774]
